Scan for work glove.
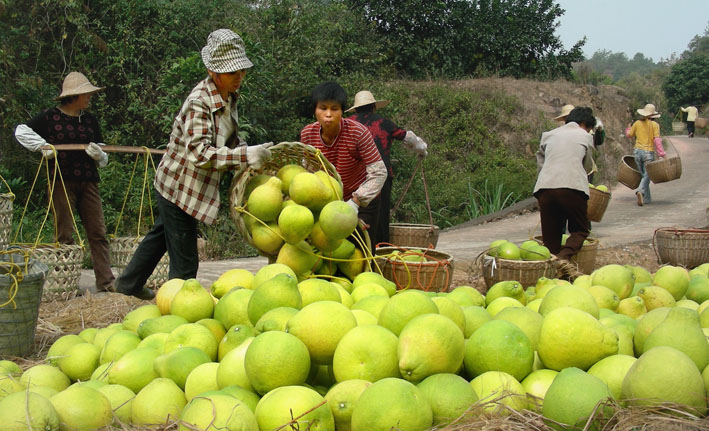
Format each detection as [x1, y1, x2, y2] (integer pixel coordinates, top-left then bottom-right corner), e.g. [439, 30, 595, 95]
[246, 142, 273, 170]
[403, 131, 428, 156]
[346, 198, 359, 214]
[86, 142, 109, 167]
[41, 146, 56, 160]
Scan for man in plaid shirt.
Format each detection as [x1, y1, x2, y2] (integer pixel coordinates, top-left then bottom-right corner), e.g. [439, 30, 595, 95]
[116, 29, 272, 300]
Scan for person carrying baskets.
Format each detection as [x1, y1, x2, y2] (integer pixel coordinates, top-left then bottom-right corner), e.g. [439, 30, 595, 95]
[625, 103, 664, 207]
[681, 105, 698, 138]
[114, 29, 273, 300]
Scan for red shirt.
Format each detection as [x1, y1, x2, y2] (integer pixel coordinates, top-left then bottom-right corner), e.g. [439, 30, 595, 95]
[300, 118, 382, 201]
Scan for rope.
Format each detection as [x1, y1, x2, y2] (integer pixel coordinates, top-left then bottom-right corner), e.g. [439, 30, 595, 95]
[0, 249, 33, 309]
[112, 147, 159, 239]
[392, 155, 436, 235]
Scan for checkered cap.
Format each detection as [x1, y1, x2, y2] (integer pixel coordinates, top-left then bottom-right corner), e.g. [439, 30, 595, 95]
[201, 29, 253, 73]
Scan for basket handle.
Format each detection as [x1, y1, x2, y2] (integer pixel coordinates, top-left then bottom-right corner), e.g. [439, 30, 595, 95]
[392, 156, 434, 226]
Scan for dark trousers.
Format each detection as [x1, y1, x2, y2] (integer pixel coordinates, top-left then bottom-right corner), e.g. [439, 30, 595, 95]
[51, 180, 114, 291]
[374, 176, 392, 246]
[536, 188, 589, 261]
[115, 192, 198, 293]
[687, 121, 695, 136]
[357, 194, 380, 253]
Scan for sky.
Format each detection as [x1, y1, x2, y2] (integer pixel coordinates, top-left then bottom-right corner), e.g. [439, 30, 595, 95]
[555, 0, 708, 62]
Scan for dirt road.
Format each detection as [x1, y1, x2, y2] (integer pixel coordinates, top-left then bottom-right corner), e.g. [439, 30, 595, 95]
[79, 135, 708, 292]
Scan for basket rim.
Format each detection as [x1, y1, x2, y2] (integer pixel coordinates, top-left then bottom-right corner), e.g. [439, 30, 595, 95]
[389, 223, 440, 229]
[374, 246, 453, 264]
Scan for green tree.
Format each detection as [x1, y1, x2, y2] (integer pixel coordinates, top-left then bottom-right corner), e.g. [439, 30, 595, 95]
[662, 54, 709, 110]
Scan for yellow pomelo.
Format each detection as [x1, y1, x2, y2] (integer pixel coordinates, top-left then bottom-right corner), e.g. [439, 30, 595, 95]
[214, 287, 254, 329]
[398, 313, 465, 383]
[537, 307, 618, 371]
[325, 379, 372, 431]
[297, 278, 341, 306]
[642, 306, 709, 371]
[485, 280, 526, 306]
[220, 384, 261, 412]
[338, 247, 365, 281]
[329, 238, 356, 261]
[532, 277, 564, 300]
[616, 296, 647, 319]
[319, 200, 358, 240]
[351, 295, 389, 318]
[542, 367, 613, 429]
[351, 377, 432, 431]
[332, 325, 400, 382]
[0, 390, 60, 431]
[469, 371, 527, 414]
[377, 290, 437, 336]
[286, 301, 357, 364]
[289, 172, 331, 211]
[254, 306, 298, 333]
[251, 222, 284, 255]
[21, 364, 70, 393]
[59, 342, 101, 382]
[137, 332, 169, 353]
[107, 347, 160, 393]
[0, 374, 23, 400]
[184, 362, 219, 401]
[352, 272, 396, 297]
[538, 284, 599, 318]
[431, 296, 466, 333]
[92, 326, 123, 351]
[164, 323, 218, 361]
[45, 334, 85, 366]
[122, 304, 161, 333]
[196, 318, 226, 344]
[211, 268, 254, 298]
[633, 307, 671, 355]
[89, 362, 111, 383]
[244, 331, 311, 395]
[447, 285, 486, 307]
[485, 296, 524, 316]
[51, 385, 112, 430]
[179, 392, 258, 431]
[137, 314, 188, 339]
[587, 354, 637, 400]
[462, 305, 492, 338]
[417, 373, 478, 426]
[0, 360, 20, 376]
[309, 220, 343, 253]
[572, 274, 592, 288]
[625, 264, 653, 284]
[216, 337, 255, 392]
[314, 170, 342, 201]
[653, 265, 691, 300]
[334, 282, 354, 307]
[350, 282, 388, 304]
[678, 299, 700, 310]
[154, 347, 211, 390]
[622, 346, 706, 414]
[99, 330, 141, 364]
[244, 173, 270, 199]
[247, 273, 301, 325]
[586, 284, 620, 310]
[521, 369, 558, 411]
[276, 240, 318, 275]
[156, 278, 184, 315]
[170, 278, 214, 323]
[611, 324, 635, 356]
[278, 203, 314, 245]
[77, 328, 97, 344]
[493, 306, 543, 351]
[218, 324, 258, 360]
[591, 264, 635, 299]
[351, 309, 377, 326]
[465, 319, 533, 381]
[97, 384, 135, 424]
[247, 176, 283, 222]
[255, 385, 334, 431]
[277, 163, 307, 193]
[638, 285, 676, 310]
[131, 377, 187, 425]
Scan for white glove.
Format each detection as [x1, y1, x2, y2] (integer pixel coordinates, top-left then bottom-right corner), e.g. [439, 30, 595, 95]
[403, 131, 428, 156]
[346, 198, 359, 213]
[246, 142, 273, 170]
[41, 146, 56, 160]
[86, 142, 109, 168]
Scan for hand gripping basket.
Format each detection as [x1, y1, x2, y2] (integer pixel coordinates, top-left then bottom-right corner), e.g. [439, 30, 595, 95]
[229, 142, 342, 261]
[617, 155, 642, 190]
[374, 246, 454, 292]
[653, 228, 709, 269]
[587, 188, 610, 222]
[646, 139, 681, 184]
[476, 250, 557, 289]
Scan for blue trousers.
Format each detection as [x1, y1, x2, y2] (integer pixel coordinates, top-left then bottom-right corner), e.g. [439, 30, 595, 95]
[634, 148, 655, 204]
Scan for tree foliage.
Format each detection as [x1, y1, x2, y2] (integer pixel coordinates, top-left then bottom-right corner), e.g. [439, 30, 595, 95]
[582, 50, 663, 82]
[662, 54, 709, 111]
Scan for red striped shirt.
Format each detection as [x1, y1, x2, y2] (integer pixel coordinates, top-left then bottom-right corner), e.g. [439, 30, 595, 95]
[300, 118, 382, 201]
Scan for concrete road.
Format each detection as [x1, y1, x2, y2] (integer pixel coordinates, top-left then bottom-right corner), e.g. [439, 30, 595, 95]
[80, 135, 708, 293]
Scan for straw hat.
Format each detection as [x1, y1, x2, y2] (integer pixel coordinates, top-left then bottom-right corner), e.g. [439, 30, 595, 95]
[54, 72, 104, 100]
[201, 29, 252, 74]
[637, 103, 659, 117]
[345, 90, 390, 112]
[553, 104, 575, 120]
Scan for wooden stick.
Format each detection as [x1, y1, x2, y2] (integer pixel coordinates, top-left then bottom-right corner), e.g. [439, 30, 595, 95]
[40, 144, 166, 156]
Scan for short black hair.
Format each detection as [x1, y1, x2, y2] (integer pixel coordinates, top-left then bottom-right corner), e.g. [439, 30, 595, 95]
[565, 106, 596, 129]
[59, 95, 79, 105]
[310, 81, 347, 113]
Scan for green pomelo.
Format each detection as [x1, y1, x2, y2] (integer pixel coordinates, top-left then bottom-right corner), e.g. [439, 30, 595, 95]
[351, 295, 389, 319]
[332, 325, 400, 382]
[417, 373, 478, 426]
[278, 204, 314, 245]
[338, 247, 366, 281]
[214, 287, 254, 329]
[99, 330, 141, 365]
[122, 304, 161, 333]
[154, 347, 211, 390]
[462, 305, 492, 338]
[277, 164, 307, 193]
[137, 314, 188, 338]
[170, 278, 214, 323]
[624, 265, 653, 284]
[542, 367, 613, 429]
[486, 280, 526, 305]
[431, 296, 466, 333]
[20, 364, 70, 393]
[351, 282, 388, 304]
[196, 318, 226, 344]
[309, 221, 343, 253]
[519, 240, 539, 260]
[497, 242, 521, 260]
[334, 283, 355, 307]
[251, 222, 284, 255]
[244, 174, 271, 199]
[59, 342, 101, 382]
[51, 385, 112, 430]
[351, 309, 377, 326]
[0, 360, 20, 376]
[289, 172, 331, 211]
[131, 377, 187, 426]
[216, 337, 254, 392]
[653, 265, 691, 300]
[352, 272, 397, 297]
[485, 296, 524, 316]
[97, 384, 135, 424]
[465, 319, 533, 381]
[351, 377, 432, 431]
[247, 176, 283, 222]
[616, 296, 647, 319]
[0, 391, 60, 431]
[184, 362, 219, 401]
[244, 331, 311, 395]
[330, 239, 356, 260]
[633, 307, 671, 356]
[539, 284, 599, 318]
[179, 392, 258, 431]
[325, 379, 372, 431]
[255, 385, 334, 431]
[164, 323, 218, 361]
[276, 240, 319, 275]
[687, 274, 709, 304]
[298, 278, 341, 306]
[220, 384, 261, 412]
[587, 354, 637, 400]
[447, 285, 486, 307]
[378, 290, 438, 336]
[586, 284, 620, 311]
[591, 264, 635, 299]
[469, 371, 527, 414]
[286, 301, 357, 364]
[493, 306, 543, 351]
[247, 273, 301, 325]
[642, 306, 709, 371]
[107, 347, 160, 393]
[211, 268, 254, 298]
[521, 369, 558, 411]
[46, 334, 85, 366]
[524, 244, 551, 261]
[314, 170, 343, 201]
[254, 306, 298, 333]
[638, 285, 676, 310]
[319, 200, 358, 241]
[218, 324, 258, 360]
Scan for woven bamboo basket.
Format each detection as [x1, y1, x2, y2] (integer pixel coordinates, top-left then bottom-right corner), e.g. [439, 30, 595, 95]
[110, 236, 169, 289]
[587, 188, 610, 222]
[646, 139, 682, 184]
[14, 244, 84, 295]
[229, 142, 341, 260]
[653, 228, 709, 269]
[477, 251, 557, 288]
[672, 122, 685, 132]
[695, 117, 707, 129]
[389, 223, 440, 248]
[0, 252, 48, 356]
[0, 193, 12, 250]
[534, 236, 599, 274]
[617, 155, 642, 190]
[374, 246, 454, 292]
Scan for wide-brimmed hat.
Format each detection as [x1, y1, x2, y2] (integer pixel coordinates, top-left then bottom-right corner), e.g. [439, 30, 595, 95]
[345, 90, 390, 112]
[553, 104, 575, 120]
[54, 72, 104, 100]
[637, 103, 659, 117]
[201, 29, 253, 73]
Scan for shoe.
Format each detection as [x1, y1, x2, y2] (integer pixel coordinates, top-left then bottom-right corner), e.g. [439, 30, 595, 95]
[117, 285, 155, 300]
[636, 192, 644, 207]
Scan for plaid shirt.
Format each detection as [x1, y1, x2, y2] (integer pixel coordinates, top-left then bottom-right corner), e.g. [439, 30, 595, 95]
[154, 77, 247, 224]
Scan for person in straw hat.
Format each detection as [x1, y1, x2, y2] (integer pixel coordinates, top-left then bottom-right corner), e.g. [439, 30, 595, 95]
[346, 90, 428, 246]
[625, 103, 663, 207]
[553, 104, 575, 123]
[14, 71, 115, 293]
[114, 29, 273, 300]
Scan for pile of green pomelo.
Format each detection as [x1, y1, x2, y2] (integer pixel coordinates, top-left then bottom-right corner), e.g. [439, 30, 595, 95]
[3, 165, 709, 430]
